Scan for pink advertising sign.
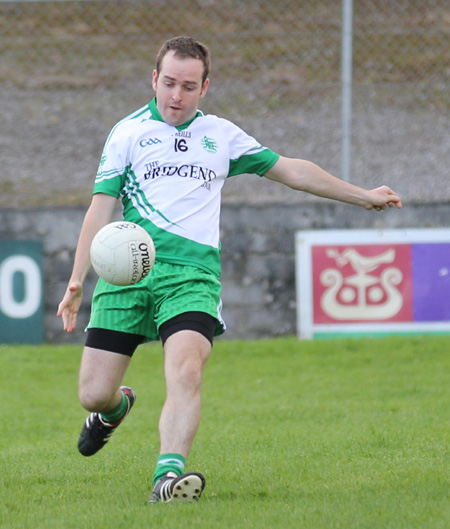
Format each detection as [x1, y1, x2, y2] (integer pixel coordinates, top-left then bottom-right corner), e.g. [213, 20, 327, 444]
[295, 229, 450, 339]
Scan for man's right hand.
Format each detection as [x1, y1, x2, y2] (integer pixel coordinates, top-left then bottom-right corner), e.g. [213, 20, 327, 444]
[57, 281, 84, 333]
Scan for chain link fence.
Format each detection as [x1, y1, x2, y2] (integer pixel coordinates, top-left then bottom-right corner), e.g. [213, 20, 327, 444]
[1, 0, 449, 208]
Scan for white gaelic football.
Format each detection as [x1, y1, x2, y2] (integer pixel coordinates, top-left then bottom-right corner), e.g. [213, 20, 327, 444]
[90, 222, 156, 286]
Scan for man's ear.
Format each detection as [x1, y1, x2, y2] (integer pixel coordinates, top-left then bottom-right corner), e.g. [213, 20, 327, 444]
[152, 69, 158, 91]
[200, 78, 210, 98]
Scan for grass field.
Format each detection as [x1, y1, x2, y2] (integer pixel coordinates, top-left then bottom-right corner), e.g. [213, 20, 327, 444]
[1, 336, 449, 529]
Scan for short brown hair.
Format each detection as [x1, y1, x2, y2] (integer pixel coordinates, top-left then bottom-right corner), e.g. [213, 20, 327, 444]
[155, 36, 210, 84]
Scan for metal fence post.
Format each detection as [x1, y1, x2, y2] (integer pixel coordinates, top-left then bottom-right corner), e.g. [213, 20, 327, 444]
[341, 0, 353, 182]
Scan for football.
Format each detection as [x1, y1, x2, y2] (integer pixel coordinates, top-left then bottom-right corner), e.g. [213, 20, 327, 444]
[90, 221, 156, 286]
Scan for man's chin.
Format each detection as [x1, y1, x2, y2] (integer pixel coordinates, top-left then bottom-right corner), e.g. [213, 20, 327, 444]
[163, 109, 185, 127]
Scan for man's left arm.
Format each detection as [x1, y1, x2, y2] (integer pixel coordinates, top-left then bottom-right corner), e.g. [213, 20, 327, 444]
[264, 155, 402, 211]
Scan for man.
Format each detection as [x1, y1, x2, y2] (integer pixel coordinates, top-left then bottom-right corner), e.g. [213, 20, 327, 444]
[57, 36, 402, 504]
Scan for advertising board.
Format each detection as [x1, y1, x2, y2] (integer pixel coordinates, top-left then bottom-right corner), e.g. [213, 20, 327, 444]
[295, 229, 450, 339]
[0, 241, 44, 344]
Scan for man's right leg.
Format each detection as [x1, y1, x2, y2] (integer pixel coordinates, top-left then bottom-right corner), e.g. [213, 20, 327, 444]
[79, 345, 131, 412]
[77, 342, 134, 456]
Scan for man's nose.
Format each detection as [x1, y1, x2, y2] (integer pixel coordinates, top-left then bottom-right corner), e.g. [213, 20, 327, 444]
[172, 86, 182, 101]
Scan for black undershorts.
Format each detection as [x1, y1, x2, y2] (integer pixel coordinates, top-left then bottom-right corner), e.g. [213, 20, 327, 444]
[85, 311, 216, 357]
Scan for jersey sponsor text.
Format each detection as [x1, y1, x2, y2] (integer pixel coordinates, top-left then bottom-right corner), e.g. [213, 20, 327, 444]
[143, 163, 217, 182]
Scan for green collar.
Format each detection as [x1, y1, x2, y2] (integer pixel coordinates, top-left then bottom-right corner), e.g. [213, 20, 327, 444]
[148, 97, 203, 130]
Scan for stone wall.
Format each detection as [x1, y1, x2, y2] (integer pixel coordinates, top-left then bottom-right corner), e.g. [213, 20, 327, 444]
[0, 201, 447, 344]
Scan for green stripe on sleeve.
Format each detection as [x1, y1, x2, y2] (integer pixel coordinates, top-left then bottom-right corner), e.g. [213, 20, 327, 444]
[229, 149, 279, 177]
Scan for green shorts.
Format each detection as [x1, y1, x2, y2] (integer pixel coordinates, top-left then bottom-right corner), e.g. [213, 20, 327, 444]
[87, 261, 225, 342]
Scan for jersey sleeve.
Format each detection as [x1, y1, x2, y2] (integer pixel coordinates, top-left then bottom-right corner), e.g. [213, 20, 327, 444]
[223, 120, 279, 177]
[93, 124, 130, 197]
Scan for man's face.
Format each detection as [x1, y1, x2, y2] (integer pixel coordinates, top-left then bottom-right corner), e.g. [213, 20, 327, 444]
[152, 50, 209, 127]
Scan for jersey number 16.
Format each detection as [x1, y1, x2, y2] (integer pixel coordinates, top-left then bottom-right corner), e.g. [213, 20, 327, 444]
[174, 139, 188, 152]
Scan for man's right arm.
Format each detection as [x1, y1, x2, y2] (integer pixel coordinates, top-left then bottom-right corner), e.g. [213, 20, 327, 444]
[57, 193, 117, 332]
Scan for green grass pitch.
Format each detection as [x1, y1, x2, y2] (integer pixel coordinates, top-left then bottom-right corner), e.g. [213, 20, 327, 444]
[1, 336, 449, 529]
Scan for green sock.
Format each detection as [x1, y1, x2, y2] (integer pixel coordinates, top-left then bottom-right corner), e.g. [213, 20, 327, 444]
[152, 453, 186, 485]
[100, 391, 128, 424]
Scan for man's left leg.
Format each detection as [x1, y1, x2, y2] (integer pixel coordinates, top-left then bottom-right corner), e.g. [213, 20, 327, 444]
[149, 327, 211, 503]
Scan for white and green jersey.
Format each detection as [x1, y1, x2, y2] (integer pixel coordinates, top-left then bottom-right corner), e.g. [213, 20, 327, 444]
[94, 98, 279, 277]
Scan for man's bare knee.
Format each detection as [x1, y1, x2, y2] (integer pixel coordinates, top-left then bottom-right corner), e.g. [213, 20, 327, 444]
[79, 387, 115, 412]
[78, 346, 131, 412]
